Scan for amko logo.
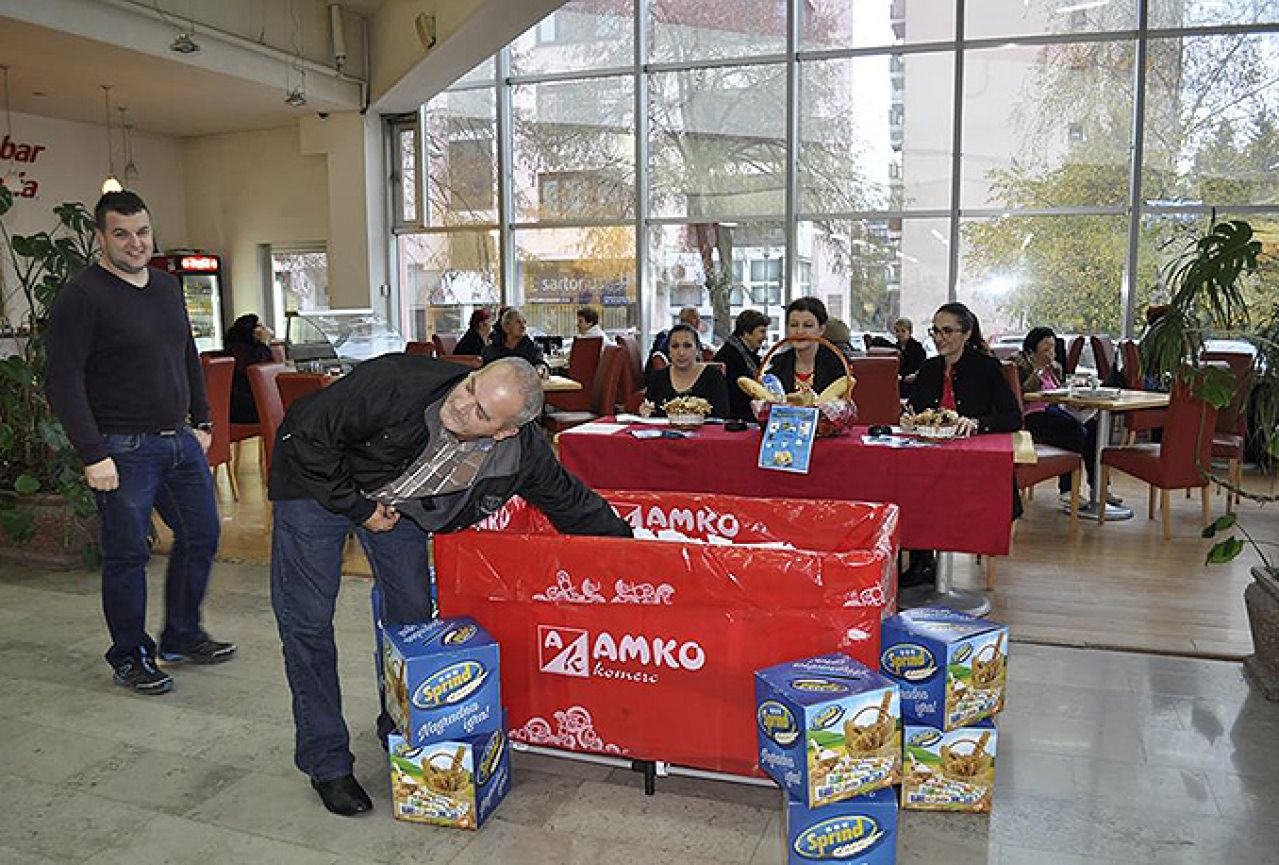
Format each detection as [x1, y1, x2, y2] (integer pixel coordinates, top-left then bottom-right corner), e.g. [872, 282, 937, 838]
[614, 502, 741, 539]
[793, 815, 884, 860]
[881, 644, 938, 682]
[411, 661, 487, 709]
[538, 624, 707, 684]
[757, 701, 799, 746]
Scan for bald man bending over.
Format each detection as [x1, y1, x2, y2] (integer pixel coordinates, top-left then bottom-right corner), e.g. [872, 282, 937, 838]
[268, 355, 630, 816]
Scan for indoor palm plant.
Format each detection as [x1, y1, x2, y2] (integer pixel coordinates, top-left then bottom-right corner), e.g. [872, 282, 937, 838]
[0, 185, 100, 567]
[1141, 218, 1278, 699]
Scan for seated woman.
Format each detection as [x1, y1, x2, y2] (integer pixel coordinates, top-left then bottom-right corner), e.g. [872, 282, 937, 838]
[1013, 326, 1106, 506]
[767, 297, 845, 397]
[639, 324, 730, 419]
[902, 302, 1022, 587]
[224, 313, 275, 424]
[453, 307, 492, 356]
[575, 306, 607, 340]
[893, 317, 927, 397]
[481, 307, 548, 375]
[713, 308, 770, 422]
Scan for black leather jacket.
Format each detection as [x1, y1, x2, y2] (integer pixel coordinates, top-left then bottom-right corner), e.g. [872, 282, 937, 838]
[908, 347, 1022, 434]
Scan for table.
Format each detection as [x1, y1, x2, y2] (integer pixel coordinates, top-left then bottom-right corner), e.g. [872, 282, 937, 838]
[543, 375, 582, 392]
[1024, 388, 1170, 522]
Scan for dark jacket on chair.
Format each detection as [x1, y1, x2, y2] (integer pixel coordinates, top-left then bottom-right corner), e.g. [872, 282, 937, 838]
[909, 347, 1022, 434]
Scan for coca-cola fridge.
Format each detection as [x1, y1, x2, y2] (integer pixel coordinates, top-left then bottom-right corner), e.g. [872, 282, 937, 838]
[150, 252, 229, 353]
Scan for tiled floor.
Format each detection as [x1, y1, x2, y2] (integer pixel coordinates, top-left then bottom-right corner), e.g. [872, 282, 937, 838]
[2, 557, 1277, 864]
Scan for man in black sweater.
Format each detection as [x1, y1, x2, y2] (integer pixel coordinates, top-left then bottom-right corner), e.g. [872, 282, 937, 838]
[45, 191, 235, 696]
[268, 354, 631, 817]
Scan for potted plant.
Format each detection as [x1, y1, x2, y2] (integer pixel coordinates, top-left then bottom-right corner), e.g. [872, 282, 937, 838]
[1141, 218, 1279, 699]
[0, 185, 101, 568]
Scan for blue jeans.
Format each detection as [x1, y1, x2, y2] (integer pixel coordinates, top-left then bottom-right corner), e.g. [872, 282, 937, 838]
[270, 498, 432, 782]
[95, 429, 220, 668]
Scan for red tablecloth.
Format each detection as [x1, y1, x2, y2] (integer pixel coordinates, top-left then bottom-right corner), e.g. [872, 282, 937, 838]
[559, 421, 1014, 555]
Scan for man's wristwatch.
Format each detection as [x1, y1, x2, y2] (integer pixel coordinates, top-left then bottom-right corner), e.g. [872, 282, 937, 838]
[196, 422, 214, 434]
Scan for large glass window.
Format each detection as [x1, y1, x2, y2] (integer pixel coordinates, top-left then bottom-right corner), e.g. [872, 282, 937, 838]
[511, 0, 634, 75]
[513, 226, 638, 336]
[397, 231, 499, 340]
[649, 0, 786, 64]
[801, 0, 956, 51]
[422, 88, 497, 227]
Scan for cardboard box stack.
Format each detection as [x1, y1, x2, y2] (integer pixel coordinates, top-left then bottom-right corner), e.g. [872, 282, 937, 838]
[755, 653, 902, 864]
[879, 607, 1008, 813]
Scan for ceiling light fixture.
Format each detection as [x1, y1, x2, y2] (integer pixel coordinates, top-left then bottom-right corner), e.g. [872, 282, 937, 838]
[119, 106, 139, 184]
[100, 84, 122, 194]
[284, 88, 308, 107]
[169, 30, 201, 54]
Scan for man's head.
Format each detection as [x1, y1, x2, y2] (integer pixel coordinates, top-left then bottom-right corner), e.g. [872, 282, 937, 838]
[439, 357, 544, 441]
[576, 306, 600, 334]
[678, 307, 701, 329]
[93, 191, 153, 277]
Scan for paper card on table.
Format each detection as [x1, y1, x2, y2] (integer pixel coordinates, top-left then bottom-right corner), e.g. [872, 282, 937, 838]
[560, 422, 629, 436]
[758, 405, 818, 474]
[615, 414, 670, 425]
[861, 434, 933, 448]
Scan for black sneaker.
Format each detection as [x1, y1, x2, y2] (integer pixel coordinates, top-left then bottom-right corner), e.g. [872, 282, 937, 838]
[159, 638, 237, 665]
[113, 657, 174, 695]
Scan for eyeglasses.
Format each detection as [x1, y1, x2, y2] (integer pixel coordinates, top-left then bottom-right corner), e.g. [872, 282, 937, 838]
[928, 325, 967, 337]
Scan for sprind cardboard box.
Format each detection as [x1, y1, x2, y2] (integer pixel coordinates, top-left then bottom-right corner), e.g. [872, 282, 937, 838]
[383, 617, 501, 745]
[387, 721, 510, 829]
[784, 787, 898, 864]
[901, 720, 997, 812]
[755, 653, 901, 807]
[879, 606, 1007, 730]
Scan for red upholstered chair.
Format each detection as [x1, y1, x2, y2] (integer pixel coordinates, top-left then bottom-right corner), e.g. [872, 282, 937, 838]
[405, 340, 436, 357]
[848, 356, 901, 426]
[439, 354, 484, 369]
[616, 333, 646, 413]
[543, 344, 626, 433]
[1001, 361, 1082, 521]
[648, 352, 669, 371]
[247, 362, 289, 476]
[867, 346, 899, 358]
[432, 333, 460, 356]
[1202, 350, 1255, 513]
[548, 336, 602, 413]
[1099, 369, 1221, 539]
[1064, 336, 1084, 374]
[200, 355, 238, 500]
[1118, 339, 1167, 445]
[1090, 335, 1116, 382]
[277, 372, 334, 411]
[702, 347, 715, 361]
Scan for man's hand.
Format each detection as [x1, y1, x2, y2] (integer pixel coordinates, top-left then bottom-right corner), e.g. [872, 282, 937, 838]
[363, 502, 400, 532]
[192, 428, 212, 453]
[85, 458, 119, 491]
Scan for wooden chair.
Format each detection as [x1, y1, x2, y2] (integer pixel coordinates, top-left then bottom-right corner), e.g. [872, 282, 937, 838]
[405, 340, 436, 357]
[1202, 350, 1255, 513]
[1064, 336, 1084, 374]
[542, 345, 626, 433]
[432, 333, 460, 356]
[848, 355, 901, 426]
[1090, 335, 1116, 382]
[200, 355, 239, 500]
[1100, 369, 1221, 540]
[616, 333, 646, 413]
[247, 362, 289, 476]
[1118, 339, 1167, 445]
[277, 372, 334, 411]
[548, 336, 603, 413]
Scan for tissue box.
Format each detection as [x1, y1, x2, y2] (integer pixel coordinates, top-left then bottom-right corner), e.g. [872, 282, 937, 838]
[387, 722, 510, 829]
[756, 653, 901, 807]
[901, 720, 997, 812]
[383, 617, 501, 745]
[785, 787, 898, 865]
[880, 606, 1007, 730]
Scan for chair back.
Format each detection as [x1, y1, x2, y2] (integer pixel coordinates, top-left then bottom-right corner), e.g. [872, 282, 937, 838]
[1064, 335, 1084, 374]
[440, 354, 484, 369]
[867, 346, 898, 357]
[269, 342, 287, 363]
[277, 372, 333, 411]
[200, 355, 234, 469]
[702, 347, 715, 361]
[1119, 339, 1143, 390]
[591, 345, 626, 415]
[405, 340, 436, 357]
[649, 351, 669, 371]
[433, 333, 460, 355]
[991, 344, 1019, 360]
[1201, 350, 1254, 436]
[247, 362, 289, 474]
[566, 336, 603, 386]
[200, 349, 231, 360]
[1090, 335, 1115, 381]
[1000, 360, 1025, 413]
[848, 355, 901, 426]
[615, 333, 645, 410]
[1157, 366, 1223, 488]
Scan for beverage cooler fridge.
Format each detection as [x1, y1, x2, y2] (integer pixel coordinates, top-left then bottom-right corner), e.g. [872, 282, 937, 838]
[150, 252, 228, 353]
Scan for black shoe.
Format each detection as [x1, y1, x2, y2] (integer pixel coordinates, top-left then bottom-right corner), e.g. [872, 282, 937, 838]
[899, 564, 936, 590]
[113, 656, 174, 695]
[159, 638, 237, 665]
[311, 775, 373, 817]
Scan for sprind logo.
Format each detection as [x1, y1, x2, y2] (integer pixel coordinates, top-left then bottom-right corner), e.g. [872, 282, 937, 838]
[442, 624, 478, 646]
[476, 730, 505, 786]
[881, 644, 937, 683]
[411, 661, 487, 709]
[811, 705, 845, 731]
[793, 815, 884, 860]
[789, 677, 849, 695]
[907, 730, 942, 748]
[953, 643, 974, 664]
[757, 701, 799, 746]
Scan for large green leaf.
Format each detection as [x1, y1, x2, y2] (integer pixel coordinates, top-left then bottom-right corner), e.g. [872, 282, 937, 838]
[1202, 513, 1238, 538]
[1205, 537, 1246, 565]
[0, 184, 12, 218]
[0, 507, 35, 543]
[0, 423, 13, 453]
[37, 420, 70, 451]
[1196, 364, 1238, 410]
[13, 474, 40, 495]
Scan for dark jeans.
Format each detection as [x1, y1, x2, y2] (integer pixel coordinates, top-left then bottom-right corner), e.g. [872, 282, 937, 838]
[1024, 407, 1098, 492]
[95, 429, 220, 668]
[270, 498, 432, 783]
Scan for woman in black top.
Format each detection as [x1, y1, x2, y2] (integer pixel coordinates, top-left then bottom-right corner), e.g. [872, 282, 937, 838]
[454, 307, 492, 356]
[712, 309, 770, 422]
[481, 307, 548, 375]
[224, 313, 275, 423]
[893, 317, 927, 397]
[640, 324, 730, 419]
[766, 297, 845, 396]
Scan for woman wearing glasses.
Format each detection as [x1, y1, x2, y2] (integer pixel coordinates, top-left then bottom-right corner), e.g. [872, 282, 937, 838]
[901, 302, 1021, 587]
[767, 297, 846, 397]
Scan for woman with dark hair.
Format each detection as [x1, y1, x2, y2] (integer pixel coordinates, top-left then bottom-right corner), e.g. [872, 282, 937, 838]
[224, 313, 275, 423]
[481, 306, 548, 375]
[1013, 326, 1104, 506]
[640, 323, 729, 419]
[454, 308, 492, 356]
[893, 317, 927, 397]
[713, 308, 770, 422]
[767, 297, 845, 396]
